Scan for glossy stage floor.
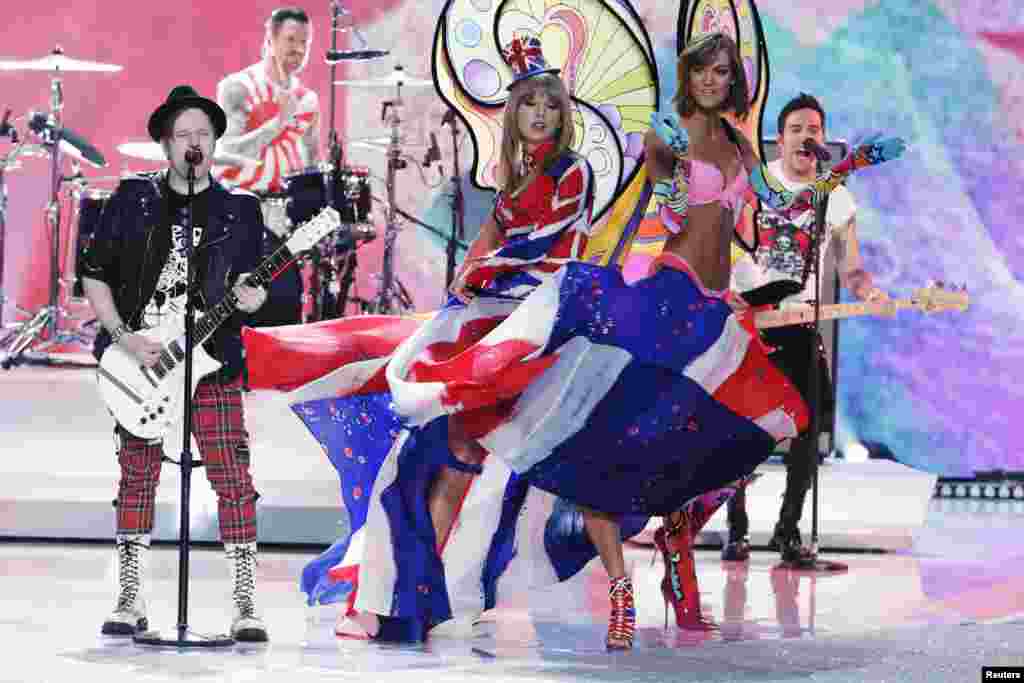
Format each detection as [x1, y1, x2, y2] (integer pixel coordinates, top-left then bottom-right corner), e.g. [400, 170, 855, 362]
[1, 364, 1022, 682]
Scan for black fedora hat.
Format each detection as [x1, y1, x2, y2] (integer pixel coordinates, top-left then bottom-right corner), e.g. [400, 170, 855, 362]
[147, 85, 227, 142]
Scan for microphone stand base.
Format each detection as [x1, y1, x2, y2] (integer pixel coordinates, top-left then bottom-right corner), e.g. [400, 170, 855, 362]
[776, 545, 849, 573]
[133, 628, 235, 649]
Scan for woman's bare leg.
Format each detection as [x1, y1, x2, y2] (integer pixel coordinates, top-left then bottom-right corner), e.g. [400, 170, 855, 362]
[582, 508, 625, 578]
[583, 508, 634, 649]
[428, 417, 487, 553]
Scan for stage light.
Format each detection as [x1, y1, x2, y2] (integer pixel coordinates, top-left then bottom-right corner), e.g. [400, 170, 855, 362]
[933, 473, 1024, 500]
[844, 442, 869, 463]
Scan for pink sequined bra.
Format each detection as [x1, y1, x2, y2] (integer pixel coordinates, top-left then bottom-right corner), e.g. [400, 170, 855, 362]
[686, 150, 749, 215]
[657, 147, 750, 235]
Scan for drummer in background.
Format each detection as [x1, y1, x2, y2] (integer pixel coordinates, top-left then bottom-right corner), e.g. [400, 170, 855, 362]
[216, 6, 320, 327]
[216, 6, 321, 194]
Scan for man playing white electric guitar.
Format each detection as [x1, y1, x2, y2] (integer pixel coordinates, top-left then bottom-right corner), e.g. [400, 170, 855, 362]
[81, 85, 270, 643]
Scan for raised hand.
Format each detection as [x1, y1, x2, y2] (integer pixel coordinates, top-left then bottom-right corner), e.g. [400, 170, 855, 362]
[649, 111, 689, 155]
[854, 135, 906, 165]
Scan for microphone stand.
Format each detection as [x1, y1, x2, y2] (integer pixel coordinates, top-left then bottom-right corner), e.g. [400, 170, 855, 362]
[135, 158, 234, 647]
[443, 111, 465, 292]
[325, 1, 344, 173]
[799, 174, 846, 574]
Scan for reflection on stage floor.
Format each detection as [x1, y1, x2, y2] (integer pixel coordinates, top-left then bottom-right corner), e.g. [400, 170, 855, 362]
[1, 363, 1021, 682]
[2, 501, 1023, 683]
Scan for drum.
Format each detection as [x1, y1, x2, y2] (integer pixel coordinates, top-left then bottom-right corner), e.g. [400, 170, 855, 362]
[282, 165, 373, 227]
[71, 189, 112, 299]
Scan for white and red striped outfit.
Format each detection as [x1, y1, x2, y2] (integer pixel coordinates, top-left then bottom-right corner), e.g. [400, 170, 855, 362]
[215, 64, 318, 193]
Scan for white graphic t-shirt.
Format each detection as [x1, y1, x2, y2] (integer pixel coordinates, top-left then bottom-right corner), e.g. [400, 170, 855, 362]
[141, 188, 207, 329]
[731, 159, 856, 306]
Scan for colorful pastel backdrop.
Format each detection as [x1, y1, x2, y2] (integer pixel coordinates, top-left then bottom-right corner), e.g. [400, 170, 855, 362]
[1, 1, 1020, 476]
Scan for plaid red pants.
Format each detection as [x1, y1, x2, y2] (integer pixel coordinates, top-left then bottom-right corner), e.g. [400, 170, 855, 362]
[114, 377, 257, 544]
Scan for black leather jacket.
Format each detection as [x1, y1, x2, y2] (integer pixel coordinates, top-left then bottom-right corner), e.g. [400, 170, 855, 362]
[81, 171, 264, 382]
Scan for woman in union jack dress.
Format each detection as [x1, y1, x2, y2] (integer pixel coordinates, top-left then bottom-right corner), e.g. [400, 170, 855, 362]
[273, 40, 649, 648]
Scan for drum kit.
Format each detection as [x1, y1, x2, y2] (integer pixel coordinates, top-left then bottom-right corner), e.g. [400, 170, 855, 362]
[0, 8, 445, 367]
[0, 47, 121, 368]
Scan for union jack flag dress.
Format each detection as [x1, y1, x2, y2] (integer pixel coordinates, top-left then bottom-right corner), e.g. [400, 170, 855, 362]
[242, 146, 807, 638]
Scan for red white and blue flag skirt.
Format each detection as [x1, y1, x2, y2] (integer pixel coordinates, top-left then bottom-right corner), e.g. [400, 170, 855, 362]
[244, 256, 807, 637]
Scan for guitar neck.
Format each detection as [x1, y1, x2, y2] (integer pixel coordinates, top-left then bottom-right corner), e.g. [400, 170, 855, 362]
[754, 299, 912, 329]
[193, 245, 294, 344]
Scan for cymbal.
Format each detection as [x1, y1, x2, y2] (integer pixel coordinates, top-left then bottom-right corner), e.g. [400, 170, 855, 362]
[116, 141, 263, 168]
[0, 48, 123, 73]
[4, 140, 105, 169]
[334, 65, 432, 89]
[347, 136, 427, 151]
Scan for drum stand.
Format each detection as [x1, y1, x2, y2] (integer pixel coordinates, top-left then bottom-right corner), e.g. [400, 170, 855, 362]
[1, 74, 94, 369]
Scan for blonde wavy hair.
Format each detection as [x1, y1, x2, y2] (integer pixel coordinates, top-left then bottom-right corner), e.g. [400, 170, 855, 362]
[498, 73, 575, 195]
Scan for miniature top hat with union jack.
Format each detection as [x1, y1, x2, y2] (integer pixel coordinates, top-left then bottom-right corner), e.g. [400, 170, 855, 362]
[502, 35, 560, 90]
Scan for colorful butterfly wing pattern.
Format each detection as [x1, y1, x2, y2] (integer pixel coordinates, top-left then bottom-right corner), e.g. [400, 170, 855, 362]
[432, 0, 659, 234]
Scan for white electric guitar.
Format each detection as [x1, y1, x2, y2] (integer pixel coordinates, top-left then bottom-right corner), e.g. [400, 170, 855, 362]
[753, 283, 969, 329]
[97, 206, 341, 439]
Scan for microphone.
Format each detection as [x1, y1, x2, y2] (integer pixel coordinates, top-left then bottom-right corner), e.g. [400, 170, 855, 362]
[802, 138, 831, 162]
[184, 147, 203, 165]
[422, 132, 441, 167]
[27, 110, 106, 166]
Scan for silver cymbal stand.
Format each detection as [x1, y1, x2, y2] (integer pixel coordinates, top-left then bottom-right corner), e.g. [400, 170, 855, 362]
[2, 56, 94, 368]
[373, 73, 413, 315]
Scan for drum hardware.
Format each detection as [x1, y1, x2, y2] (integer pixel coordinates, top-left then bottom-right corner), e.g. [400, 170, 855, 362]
[0, 47, 118, 369]
[325, 1, 390, 65]
[324, 1, 390, 172]
[28, 111, 106, 168]
[276, 161, 378, 322]
[440, 108, 466, 292]
[282, 163, 373, 227]
[332, 65, 433, 314]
